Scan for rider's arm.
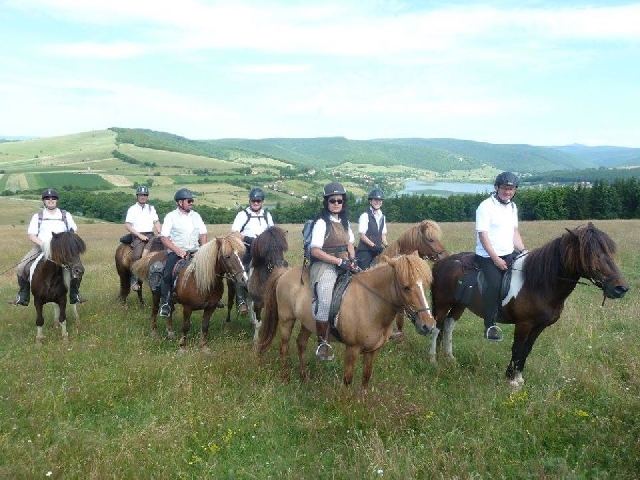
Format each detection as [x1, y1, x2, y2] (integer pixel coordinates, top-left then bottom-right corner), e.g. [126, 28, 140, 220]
[29, 233, 43, 247]
[513, 228, 526, 253]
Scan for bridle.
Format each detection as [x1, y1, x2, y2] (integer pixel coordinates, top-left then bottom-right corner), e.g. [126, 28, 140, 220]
[351, 272, 432, 325]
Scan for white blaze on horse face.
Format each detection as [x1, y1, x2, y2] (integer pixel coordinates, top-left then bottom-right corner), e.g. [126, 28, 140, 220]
[416, 280, 432, 314]
[502, 254, 526, 306]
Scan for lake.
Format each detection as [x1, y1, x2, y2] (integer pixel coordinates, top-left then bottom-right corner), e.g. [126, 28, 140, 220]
[397, 180, 493, 197]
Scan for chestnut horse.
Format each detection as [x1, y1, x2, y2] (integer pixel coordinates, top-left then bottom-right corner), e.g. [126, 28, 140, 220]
[30, 231, 86, 346]
[429, 223, 629, 387]
[115, 236, 165, 305]
[377, 219, 448, 263]
[133, 233, 248, 353]
[258, 252, 435, 391]
[224, 226, 289, 342]
[373, 220, 449, 338]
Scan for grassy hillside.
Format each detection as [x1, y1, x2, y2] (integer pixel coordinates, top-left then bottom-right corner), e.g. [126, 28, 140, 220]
[2, 128, 640, 212]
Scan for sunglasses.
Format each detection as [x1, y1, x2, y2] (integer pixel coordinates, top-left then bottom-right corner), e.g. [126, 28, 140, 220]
[184, 199, 194, 204]
[328, 198, 343, 205]
[43, 197, 57, 200]
[250, 199, 263, 203]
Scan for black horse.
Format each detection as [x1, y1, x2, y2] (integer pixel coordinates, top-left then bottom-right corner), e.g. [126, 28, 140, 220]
[30, 231, 87, 346]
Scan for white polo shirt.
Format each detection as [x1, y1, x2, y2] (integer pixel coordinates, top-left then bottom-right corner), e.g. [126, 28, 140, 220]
[125, 203, 159, 232]
[27, 208, 78, 242]
[161, 208, 207, 251]
[475, 195, 519, 257]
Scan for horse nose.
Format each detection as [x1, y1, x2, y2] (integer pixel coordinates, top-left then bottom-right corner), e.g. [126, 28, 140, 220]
[612, 284, 629, 298]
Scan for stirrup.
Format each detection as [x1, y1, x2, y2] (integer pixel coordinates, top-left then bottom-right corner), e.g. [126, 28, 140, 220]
[485, 325, 503, 342]
[315, 341, 334, 361]
[159, 303, 172, 317]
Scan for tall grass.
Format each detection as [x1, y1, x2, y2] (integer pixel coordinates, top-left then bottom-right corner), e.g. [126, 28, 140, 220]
[0, 220, 638, 478]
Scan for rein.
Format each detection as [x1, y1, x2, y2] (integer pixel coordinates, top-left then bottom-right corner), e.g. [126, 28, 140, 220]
[351, 273, 431, 323]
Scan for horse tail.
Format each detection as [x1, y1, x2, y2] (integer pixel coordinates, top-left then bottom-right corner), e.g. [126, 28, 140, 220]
[132, 251, 163, 278]
[257, 266, 287, 355]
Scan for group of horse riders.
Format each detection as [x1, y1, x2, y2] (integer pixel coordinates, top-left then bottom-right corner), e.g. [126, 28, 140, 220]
[9, 171, 526, 354]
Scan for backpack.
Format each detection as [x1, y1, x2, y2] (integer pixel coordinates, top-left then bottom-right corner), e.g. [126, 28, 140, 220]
[240, 207, 270, 233]
[38, 209, 70, 233]
[302, 219, 315, 261]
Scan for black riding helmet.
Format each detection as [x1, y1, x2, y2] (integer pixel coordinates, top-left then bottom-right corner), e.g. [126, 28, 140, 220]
[323, 182, 346, 197]
[249, 187, 265, 201]
[494, 171, 519, 189]
[42, 188, 59, 199]
[174, 188, 194, 202]
[368, 188, 385, 200]
[136, 185, 149, 196]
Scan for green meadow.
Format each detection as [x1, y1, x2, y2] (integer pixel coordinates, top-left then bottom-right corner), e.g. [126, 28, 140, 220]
[0, 216, 638, 478]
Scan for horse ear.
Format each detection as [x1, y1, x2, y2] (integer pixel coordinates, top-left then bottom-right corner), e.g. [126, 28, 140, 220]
[52, 231, 60, 239]
[565, 227, 578, 238]
[380, 254, 390, 264]
[411, 250, 419, 257]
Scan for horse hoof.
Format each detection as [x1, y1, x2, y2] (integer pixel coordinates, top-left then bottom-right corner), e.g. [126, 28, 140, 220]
[150, 330, 159, 339]
[201, 346, 211, 355]
[428, 355, 437, 365]
[178, 348, 186, 356]
[167, 331, 176, 341]
[35, 338, 44, 348]
[390, 331, 404, 341]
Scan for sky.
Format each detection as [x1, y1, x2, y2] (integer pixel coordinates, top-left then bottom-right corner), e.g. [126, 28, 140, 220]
[1, 0, 639, 147]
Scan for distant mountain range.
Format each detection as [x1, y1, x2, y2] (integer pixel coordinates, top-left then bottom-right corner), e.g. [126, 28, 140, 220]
[4, 128, 640, 175]
[111, 129, 640, 174]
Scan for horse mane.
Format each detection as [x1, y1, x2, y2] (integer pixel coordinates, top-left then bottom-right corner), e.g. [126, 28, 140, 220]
[251, 226, 288, 267]
[189, 233, 245, 295]
[44, 232, 87, 264]
[393, 253, 433, 285]
[386, 220, 442, 256]
[523, 223, 617, 294]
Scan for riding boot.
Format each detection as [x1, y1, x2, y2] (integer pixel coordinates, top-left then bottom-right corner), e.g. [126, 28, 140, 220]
[159, 282, 172, 317]
[315, 320, 334, 361]
[69, 278, 88, 304]
[234, 281, 248, 315]
[130, 273, 140, 291]
[482, 292, 503, 342]
[7, 275, 30, 306]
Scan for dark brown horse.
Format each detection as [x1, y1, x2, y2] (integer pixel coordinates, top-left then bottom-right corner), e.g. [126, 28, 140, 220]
[429, 223, 629, 387]
[224, 226, 289, 342]
[373, 220, 449, 338]
[133, 233, 248, 353]
[258, 252, 436, 391]
[115, 236, 165, 305]
[30, 231, 87, 346]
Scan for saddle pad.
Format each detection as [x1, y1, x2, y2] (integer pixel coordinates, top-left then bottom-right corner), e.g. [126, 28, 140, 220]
[29, 254, 44, 282]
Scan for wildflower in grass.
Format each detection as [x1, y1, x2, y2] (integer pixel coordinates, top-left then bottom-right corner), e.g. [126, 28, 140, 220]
[424, 411, 434, 420]
[574, 409, 590, 418]
[502, 389, 528, 407]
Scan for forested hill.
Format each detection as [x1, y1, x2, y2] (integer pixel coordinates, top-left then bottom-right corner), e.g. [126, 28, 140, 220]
[109, 128, 640, 174]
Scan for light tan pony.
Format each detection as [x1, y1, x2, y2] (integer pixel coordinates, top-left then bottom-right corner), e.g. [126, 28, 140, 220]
[258, 251, 435, 391]
[133, 233, 247, 353]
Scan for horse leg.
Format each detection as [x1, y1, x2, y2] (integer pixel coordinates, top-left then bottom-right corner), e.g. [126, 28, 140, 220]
[343, 345, 360, 387]
[442, 317, 457, 361]
[35, 300, 46, 347]
[225, 278, 234, 323]
[295, 325, 312, 382]
[391, 313, 405, 340]
[251, 306, 262, 344]
[277, 317, 296, 383]
[58, 299, 69, 343]
[178, 307, 192, 354]
[199, 307, 215, 354]
[360, 350, 379, 393]
[117, 271, 130, 305]
[149, 290, 160, 338]
[136, 285, 144, 306]
[506, 324, 546, 387]
[428, 325, 441, 364]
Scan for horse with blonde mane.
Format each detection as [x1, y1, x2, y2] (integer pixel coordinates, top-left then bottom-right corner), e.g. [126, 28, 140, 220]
[373, 220, 449, 339]
[134, 233, 248, 353]
[258, 251, 435, 391]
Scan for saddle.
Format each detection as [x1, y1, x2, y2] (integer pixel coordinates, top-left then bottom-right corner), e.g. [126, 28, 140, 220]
[327, 270, 353, 342]
[453, 253, 517, 308]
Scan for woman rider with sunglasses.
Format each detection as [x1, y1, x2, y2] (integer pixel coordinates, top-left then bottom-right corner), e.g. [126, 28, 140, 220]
[158, 188, 208, 317]
[308, 182, 359, 361]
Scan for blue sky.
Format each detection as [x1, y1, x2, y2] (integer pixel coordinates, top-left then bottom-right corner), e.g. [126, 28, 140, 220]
[1, 0, 639, 146]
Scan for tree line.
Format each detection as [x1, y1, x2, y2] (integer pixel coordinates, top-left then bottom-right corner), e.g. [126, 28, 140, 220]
[27, 177, 640, 227]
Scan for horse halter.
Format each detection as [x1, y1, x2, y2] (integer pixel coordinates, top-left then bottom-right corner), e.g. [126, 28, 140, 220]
[420, 241, 447, 261]
[218, 249, 247, 283]
[351, 274, 432, 325]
